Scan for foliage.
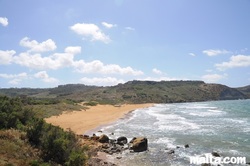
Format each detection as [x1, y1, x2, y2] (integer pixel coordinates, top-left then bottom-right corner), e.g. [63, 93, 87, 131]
[27, 118, 87, 165]
[0, 96, 34, 129]
[0, 96, 88, 166]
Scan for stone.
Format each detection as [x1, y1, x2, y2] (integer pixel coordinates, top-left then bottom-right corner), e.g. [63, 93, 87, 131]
[184, 144, 189, 148]
[211, 151, 220, 157]
[130, 137, 148, 152]
[98, 134, 109, 143]
[117, 136, 128, 145]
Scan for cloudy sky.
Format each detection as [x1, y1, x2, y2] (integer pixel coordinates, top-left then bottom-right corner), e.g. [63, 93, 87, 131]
[0, 0, 250, 88]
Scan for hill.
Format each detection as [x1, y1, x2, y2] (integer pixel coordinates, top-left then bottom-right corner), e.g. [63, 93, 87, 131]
[0, 80, 248, 104]
[237, 85, 250, 98]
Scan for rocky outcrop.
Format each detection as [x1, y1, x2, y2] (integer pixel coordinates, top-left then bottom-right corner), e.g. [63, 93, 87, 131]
[129, 137, 148, 152]
[98, 134, 109, 143]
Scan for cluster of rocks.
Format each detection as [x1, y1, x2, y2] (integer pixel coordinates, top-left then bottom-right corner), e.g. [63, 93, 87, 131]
[84, 134, 148, 155]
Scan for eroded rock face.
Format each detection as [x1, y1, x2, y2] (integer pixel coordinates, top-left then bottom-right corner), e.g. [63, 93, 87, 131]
[130, 137, 148, 152]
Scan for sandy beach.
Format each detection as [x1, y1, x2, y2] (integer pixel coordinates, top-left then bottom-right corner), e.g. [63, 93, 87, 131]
[45, 103, 153, 135]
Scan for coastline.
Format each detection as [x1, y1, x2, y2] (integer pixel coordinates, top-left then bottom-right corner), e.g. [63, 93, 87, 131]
[45, 103, 154, 135]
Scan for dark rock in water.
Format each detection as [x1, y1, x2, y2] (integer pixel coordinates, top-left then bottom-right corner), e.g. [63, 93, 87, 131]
[98, 130, 102, 133]
[167, 149, 175, 154]
[130, 137, 148, 152]
[98, 134, 109, 143]
[117, 136, 128, 145]
[211, 151, 220, 157]
[184, 144, 189, 148]
[176, 146, 180, 149]
[116, 156, 122, 159]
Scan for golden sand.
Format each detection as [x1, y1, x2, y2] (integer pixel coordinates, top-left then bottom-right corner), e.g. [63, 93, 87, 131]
[45, 104, 153, 135]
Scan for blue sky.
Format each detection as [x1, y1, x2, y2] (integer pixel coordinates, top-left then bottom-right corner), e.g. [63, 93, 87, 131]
[0, 0, 250, 88]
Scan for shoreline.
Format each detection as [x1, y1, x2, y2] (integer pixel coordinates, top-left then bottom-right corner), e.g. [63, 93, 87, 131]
[45, 103, 154, 135]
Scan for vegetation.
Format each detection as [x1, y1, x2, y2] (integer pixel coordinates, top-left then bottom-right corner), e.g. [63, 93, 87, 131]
[1, 80, 248, 105]
[0, 96, 88, 166]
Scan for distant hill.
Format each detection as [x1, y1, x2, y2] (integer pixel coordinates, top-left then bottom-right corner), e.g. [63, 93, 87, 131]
[0, 80, 248, 104]
[237, 85, 250, 98]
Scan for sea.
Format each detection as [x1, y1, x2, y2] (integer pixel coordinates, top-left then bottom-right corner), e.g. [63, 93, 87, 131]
[96, 99, 250, 166]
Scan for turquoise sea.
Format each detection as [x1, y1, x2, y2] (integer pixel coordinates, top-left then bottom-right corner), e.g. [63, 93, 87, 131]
[98, 99, 250, 165]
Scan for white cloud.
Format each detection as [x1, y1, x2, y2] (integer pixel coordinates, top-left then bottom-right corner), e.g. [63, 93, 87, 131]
[152, 68, 163, 75]
[73, 60, 144, 76]
[0, 72, 28, 85]
[0, 50, 16, 64]
[64, 46, 81, 54]
[0, 72, 28, 79]
[70, 23, 111, 43]
[13, 46, 80, 70]
[34, 71, 58, 83]
[9, 79, 22, 85]
[80, 77, 125, 86]
[102, 22, 117, 29]
[203, 49, 231, 56]
[20, 37, 57, 52]
[201, 73, 227, 83]
[189, 53, 196, 57]
[215, 55, 250, 71]
[125, 27, 135, 31]
[0, 17, 8, 26]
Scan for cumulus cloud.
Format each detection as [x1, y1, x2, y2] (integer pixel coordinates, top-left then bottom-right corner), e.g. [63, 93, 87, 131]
[152, 68, 163, 75]
[34, 71, 58, 83]
[64, 46, 81, 54]
[73, 60, 144, 76]
[0, 50, 16, 64]
[20, 37, 57, 52]
[80, 77, 125, 86]
[201, 73, 227, 83]
[70, 23, 111, 43]
[12, 46, 80, 70]
[203, 49, 231, 56]
[0, 17, 8, 26]
[215, 55, 250, 71]
[102, 22, 117, 29]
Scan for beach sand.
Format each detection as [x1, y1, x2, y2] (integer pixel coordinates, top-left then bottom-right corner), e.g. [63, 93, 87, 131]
[45, 103, 153, 135]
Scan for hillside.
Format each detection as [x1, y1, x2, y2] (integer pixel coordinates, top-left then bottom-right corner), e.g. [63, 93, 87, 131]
[0, 80, 248, 104]
[237, 85, 250, 98]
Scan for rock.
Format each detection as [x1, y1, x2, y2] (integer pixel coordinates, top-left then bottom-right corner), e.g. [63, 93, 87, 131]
[184, 144, 189, 148]
[90, 134, 99, 141]
[130, 137, 148, 152]
[211, 151, 220, 157]
[167, 150, 175, 154]
[176, 146, 180, 149]
[117, 136, 128, 145]
[129, 137, 137, 143]
[98, 134, 109, 143]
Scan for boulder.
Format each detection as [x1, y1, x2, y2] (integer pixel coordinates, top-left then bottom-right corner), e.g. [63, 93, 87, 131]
[211, 151, 220, 157]
[98, 134, 109, 143]
[117, 136, 128, 145]
[184, 144, 189, 148]
[130, 137, 148, 152]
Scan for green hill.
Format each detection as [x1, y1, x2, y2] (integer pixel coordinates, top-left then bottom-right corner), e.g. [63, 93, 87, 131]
[0, 80, 248, 104]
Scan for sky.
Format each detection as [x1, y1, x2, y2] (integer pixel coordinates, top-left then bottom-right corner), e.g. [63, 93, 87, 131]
[0, 0, 250, 88]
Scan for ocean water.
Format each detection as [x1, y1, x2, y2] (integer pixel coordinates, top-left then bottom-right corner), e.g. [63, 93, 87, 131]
[99, 100, 250, 165]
